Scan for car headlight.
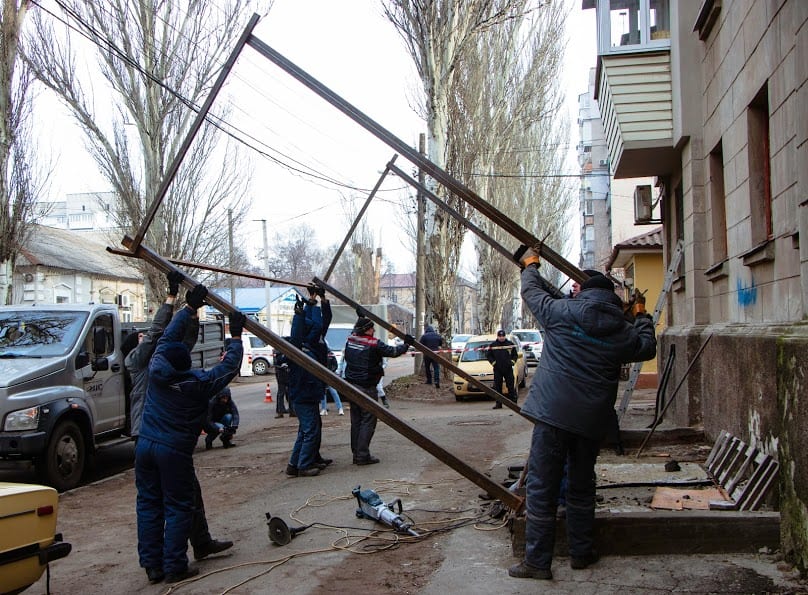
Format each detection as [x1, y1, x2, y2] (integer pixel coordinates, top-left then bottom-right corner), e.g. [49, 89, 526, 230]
[4, 406, 40, 431]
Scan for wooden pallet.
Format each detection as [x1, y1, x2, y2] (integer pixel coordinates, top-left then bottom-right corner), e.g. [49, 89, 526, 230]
[704, 430, 779, 511]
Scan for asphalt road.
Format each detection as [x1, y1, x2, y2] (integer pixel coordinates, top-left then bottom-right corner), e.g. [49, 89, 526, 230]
[0, 356, 417, 488]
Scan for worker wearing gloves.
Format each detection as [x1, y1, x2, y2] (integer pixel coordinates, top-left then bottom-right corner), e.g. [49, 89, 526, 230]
[124, 272, 232, 573]
[508, 246, 657, 581]
[286, 288, 334, 477]
[135, 283, 245, 585]
[343, 314, 413, 465]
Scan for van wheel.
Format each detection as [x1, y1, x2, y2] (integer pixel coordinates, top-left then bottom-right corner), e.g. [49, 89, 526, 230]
[252, 358, 269, 375]
[36, 420, 85, 491]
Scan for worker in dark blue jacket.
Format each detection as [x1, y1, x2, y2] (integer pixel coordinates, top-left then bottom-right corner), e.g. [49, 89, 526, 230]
[135, 283, 245, 585]
[508, 248, 656, 581]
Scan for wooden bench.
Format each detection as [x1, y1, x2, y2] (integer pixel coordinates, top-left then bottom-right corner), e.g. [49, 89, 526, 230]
[704, 430, 779, 511]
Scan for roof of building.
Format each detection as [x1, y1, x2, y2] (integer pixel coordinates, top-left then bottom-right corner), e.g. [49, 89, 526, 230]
[17, 225, 141, 279]
[606, 226, 664, 271]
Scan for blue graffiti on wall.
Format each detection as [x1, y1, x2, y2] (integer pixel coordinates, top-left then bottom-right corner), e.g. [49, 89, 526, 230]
[736, 277, 757, 307]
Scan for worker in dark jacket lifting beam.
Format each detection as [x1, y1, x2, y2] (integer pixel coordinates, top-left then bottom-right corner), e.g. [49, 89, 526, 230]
[343, 315, 413, 465]
[508, 247, 656, 581]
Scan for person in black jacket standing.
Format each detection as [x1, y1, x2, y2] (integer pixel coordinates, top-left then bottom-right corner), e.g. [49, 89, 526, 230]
[419, 325, 443, 388]
[343, 316, 413, 465]
[487, 330, 518, 408]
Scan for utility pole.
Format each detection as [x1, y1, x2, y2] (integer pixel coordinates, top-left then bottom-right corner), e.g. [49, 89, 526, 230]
[256, 219, 272, 333]
[415, 133, 426, 335]
[228, 209, 235, 305]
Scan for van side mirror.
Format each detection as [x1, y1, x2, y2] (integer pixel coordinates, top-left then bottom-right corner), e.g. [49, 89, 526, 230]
[92, 357, 109, 372]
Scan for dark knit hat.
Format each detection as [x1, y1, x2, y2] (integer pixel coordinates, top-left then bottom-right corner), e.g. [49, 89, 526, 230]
[354, 317, 374, 333]
[581, 271, 614, 291]
[162, 341, 192, 371]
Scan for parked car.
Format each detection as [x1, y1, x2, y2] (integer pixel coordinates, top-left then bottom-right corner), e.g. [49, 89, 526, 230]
[240, 332, 274, 376]
[511, 328, 543, 367]
[452, 333, 526, 401]
[0, 482, 71, 594]
[324, 323, 355, 369]
[450, 333, 473, 361]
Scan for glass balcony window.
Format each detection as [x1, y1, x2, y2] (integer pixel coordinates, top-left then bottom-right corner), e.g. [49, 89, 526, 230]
[598, 0, 670, 55]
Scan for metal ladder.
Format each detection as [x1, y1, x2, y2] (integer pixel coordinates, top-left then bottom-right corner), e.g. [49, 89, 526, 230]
[617, 239, 684, 420]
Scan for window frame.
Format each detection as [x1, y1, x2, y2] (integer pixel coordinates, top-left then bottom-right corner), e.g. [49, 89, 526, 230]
[597, 0, 672, 56]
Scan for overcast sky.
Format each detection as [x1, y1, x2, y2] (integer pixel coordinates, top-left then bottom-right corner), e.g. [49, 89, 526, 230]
[38, 0, 596, 279]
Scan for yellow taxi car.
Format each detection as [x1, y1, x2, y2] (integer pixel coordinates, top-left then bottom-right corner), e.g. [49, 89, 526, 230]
[0, 482, 71, 594]
[452, 333, 526, 401]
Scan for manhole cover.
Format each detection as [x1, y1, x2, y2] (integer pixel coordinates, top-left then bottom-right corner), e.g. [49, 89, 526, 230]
[448, 420, 499, 427]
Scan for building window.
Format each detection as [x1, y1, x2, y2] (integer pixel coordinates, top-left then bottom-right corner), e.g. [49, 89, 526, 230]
[708, 141, 727, 263]
[747, 85, 772, 246]
[599, 0, 671, 55]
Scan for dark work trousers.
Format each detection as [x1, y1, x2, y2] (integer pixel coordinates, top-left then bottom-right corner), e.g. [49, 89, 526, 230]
[288, 401, 319, 471]
[524, 420, 599, 570]
[276, 380, 290, 414]
[189, 472, 212, 549]
[424, 356, 441, 386]
[349, 384, 379, 462]
[135, 437, 196, 575]
[493, 365, 517, 401]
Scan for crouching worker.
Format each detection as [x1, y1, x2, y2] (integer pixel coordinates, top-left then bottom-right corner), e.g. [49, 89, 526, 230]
[135, 282, 245, 585]
[205, 387, 239, 449]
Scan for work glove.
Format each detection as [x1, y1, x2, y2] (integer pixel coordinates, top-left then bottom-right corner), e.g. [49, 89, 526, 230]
[314, 285, 325, 298]
[186, 284, 208, 309]
[403, 334, 415, 346]
[631, 293, 647, 316]
[166, 270, 184, 296]
[355, 307, 364, 317]
[513, 244, 541, 269]
[294, 295, 305, 316]
[635, 311, 653, 322]
[228, 310, 246, 337]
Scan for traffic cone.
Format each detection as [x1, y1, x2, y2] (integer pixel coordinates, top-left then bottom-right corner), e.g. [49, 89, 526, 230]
[264, 383, 273, 403]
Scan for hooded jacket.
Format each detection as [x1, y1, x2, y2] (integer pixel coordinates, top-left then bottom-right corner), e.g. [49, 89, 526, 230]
[419, 325, 443, 351]
[124, 302, 198, 437]
[287, 298, 331, 404]
[139, 307, 243, 453]
[520, 265, 657, 440]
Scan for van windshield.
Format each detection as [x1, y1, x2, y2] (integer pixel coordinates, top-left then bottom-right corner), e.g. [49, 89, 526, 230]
[0, 311, 88, 357]
[325, 327, 353, 352]
[513, 331, 542, 344]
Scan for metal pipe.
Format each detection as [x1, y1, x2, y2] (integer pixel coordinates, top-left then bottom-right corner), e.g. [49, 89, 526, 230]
[116, 236, 523, 512]
[323, 155, 396, 281]
[130, 14, 260, 251]
[246, 33, 587, 284]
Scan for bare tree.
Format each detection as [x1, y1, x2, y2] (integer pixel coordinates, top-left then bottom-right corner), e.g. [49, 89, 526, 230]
[267, 223, 324, 284]
[0, 0, 46, 304]
[448, 0, 571, 331]
[383, 0, 526, 337]
[24, 1, 270, 304]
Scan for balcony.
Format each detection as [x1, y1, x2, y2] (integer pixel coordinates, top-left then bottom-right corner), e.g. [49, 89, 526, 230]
[585, 0, 679, 179]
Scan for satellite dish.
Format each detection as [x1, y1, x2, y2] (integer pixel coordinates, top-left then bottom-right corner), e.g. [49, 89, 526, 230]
[24, 273, 34, 283]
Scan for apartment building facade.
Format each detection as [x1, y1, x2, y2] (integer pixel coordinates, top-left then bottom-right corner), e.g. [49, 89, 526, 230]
[583, 0, 807, 568]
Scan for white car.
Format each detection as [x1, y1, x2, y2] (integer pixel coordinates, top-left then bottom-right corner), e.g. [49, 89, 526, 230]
[511, 328, 543, 367]
[450, 333, 473, 361]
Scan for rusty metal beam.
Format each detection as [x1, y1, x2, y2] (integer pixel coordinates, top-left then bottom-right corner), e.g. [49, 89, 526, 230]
[324, 155, 397, 281]
[107, 247, 310, 288]
[117, 235, 523, 512]
[129, 14, 260, 252]
[246, 33, 587, 284]
[313, 277, 529, 419]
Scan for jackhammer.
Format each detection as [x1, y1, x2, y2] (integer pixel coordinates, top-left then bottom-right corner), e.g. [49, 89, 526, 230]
[353, 485, 420, 537]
